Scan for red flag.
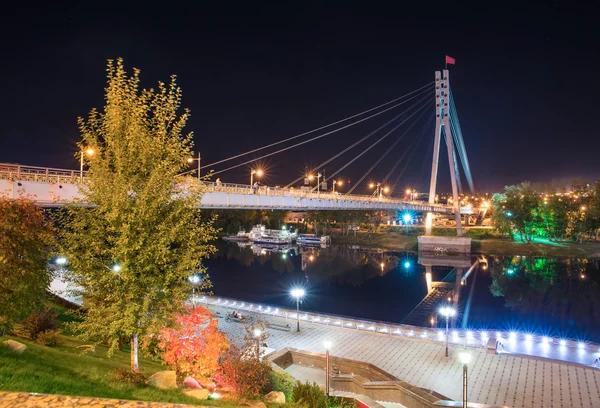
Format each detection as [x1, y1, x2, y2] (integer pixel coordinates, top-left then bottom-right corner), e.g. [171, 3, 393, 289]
[445, 55, 456, 65]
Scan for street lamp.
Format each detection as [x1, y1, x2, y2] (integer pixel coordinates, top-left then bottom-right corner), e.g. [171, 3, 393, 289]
[112, 264, 122, 273]
[406, 188, 413, 201]
[253, 328, 262, 359]
[370, 182, 389, 199]
[189, 274, 201, 308]
[439, 306, 456, 357]
[291, 288, 305, 331]
[187, 152, 201, 179]
[324, 340, 332, 396]
[80, 148, 94, 181]
[332, 180, 343, 193]
[55, 257, 67, 266]
[251, 168, 264, 186]
[459, 351, 472, 408]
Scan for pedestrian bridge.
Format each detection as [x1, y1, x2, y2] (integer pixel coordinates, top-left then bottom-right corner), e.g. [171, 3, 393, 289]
[0, 163, 471, 214]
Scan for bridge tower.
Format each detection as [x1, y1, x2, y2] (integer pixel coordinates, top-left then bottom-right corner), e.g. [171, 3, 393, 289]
[425, 69, 466, 236]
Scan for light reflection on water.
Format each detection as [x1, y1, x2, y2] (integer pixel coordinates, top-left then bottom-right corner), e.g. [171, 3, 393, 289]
[207, 242, 600, 342]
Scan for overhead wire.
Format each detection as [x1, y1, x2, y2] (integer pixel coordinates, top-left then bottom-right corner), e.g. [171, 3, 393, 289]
[383, 113, 434, 185]
[388, 115, 435, 194]
[345, 106, 430, 195]
[209, 85, 434, 177]
[204, 82, 434, 168]
[316, 98, 432, 190]
[280, 92, 432, 188]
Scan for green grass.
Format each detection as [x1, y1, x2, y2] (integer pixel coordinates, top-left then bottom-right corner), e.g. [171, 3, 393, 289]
[0, 334, 245, 406]
[0, 303, 277, 407]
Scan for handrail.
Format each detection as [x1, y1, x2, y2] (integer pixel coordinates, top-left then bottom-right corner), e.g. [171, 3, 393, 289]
[0, 162, 454, 212]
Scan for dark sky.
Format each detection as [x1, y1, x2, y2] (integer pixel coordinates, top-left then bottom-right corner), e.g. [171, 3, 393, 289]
[1, 2, 599, 193]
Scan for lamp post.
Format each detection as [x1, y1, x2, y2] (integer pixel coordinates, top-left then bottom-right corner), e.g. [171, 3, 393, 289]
[189, 274, 201, 309]
[370, 182, 389, 200]
[291, 288, 305, 331]
[324, 340, 332, 396]
[80, 148, 94, 181]
[439, 306, 456, 357]
[317, 172, 322, 194]
[187, 152, 201, 179]
[332, 180, 343, 193]
[459, 351, 472, 408]
[251, 168, 263, 186]
[253, 328, 262, 359]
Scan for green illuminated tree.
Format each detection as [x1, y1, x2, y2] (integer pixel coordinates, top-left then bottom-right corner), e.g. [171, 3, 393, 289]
[59, 59, 216, 371]
[0, 197, 55, 334]
[502, 183, 541, 243]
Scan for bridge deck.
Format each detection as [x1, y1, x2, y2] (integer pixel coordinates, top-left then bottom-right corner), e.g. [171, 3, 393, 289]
[0, 163, 464, 213]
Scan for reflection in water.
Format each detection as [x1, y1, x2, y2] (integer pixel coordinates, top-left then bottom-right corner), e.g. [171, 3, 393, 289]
[209, 242, 600, 342]
[486, 256, 600, 340]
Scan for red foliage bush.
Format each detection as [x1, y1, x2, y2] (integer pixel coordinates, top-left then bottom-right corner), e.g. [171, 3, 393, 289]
[158, 306, 229, 379]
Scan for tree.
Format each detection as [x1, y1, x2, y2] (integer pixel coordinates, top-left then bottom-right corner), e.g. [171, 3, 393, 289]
[490, 193, 512, 238]
[59, 59, 217, 371]
[0, 197, 55, 334]
[158, 306, 229, 379]
[502, 183, 541, 243]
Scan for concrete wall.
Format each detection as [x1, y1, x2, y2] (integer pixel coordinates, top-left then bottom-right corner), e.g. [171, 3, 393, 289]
[418, 236, 472, 254]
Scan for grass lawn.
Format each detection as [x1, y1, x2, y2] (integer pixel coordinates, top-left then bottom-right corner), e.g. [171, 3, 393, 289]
[0, 304, 281, 407]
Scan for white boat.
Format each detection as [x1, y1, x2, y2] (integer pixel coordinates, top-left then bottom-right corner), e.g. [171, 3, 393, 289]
[248, 225, 296, 245]
[297, 233, 331, 246]
[223, 230, 249, 242]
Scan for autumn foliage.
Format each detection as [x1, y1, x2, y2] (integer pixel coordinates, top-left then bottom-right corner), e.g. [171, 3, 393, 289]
[158, 306, 229, 379]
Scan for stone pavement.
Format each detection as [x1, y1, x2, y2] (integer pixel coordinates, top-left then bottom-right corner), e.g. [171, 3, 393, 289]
[0, 392, 205, 408]
[212, 304, 600, 408]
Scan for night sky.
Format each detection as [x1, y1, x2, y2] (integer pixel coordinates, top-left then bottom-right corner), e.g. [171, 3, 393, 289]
[1, 3, 599, 193]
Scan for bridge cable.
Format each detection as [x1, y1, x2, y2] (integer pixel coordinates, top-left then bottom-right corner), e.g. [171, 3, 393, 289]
[280, 93, 432, 188]
[383, 112, 435, 186]
[209, 86, 434, 176]
[204, 82, 434, 168]
[449, 89, 474, 192]
[388, 119, 433, 194]
[344, 107, 430, 195]
[316, 99, 432, 190]
[410, 114, 437, 190]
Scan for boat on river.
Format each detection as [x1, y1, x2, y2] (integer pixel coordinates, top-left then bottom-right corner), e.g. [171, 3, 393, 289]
[223, 231, 249, 242]
[297, 233, 331, 246]
[248, 224, 296, 245]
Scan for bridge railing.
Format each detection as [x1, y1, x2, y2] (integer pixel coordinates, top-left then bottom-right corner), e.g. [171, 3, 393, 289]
[0, 163, 453, 212]
[0, 163, 84, 184]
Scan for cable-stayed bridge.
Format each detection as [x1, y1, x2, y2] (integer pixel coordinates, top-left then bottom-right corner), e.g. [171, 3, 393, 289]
[0, 68, 476, 227]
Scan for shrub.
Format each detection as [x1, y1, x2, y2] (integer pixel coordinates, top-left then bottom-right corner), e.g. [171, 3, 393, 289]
[109, 367, 146, 386]
[13, 307, 58, 339]
[36, 329, 65, 347]
[158, 306, 229, 378]
[270, 370, 297, 402]
[217, 346, 272, 398]
[292, 381, 328, 408]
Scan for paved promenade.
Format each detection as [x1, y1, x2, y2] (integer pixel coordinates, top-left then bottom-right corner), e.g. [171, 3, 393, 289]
[211, 304, 600, 408]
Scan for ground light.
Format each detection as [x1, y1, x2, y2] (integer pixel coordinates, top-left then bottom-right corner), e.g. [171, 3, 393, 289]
[404, 261, 411, 269]
[403, 213, 412, 224]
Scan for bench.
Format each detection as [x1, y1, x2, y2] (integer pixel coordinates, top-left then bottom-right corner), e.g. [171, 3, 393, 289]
[268, 323, 291, 332]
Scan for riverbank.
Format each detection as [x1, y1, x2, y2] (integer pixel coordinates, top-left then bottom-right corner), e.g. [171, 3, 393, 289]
[331, 229, 600, 257]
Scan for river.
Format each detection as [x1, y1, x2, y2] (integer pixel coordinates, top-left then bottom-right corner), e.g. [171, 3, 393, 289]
[206, 241, 600, 343]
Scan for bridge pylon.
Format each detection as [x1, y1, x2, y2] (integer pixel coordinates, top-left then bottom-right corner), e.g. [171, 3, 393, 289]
[426, 69, 464, 236]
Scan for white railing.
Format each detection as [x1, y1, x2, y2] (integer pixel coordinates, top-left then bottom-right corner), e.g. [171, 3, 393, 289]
[0, 162, 454, 213]
[0, 163, 84, 184]
[201, 295, 600, 357]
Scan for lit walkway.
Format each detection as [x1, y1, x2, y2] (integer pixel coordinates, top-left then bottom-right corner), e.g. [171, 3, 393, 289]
[211, 304, 600, 408]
